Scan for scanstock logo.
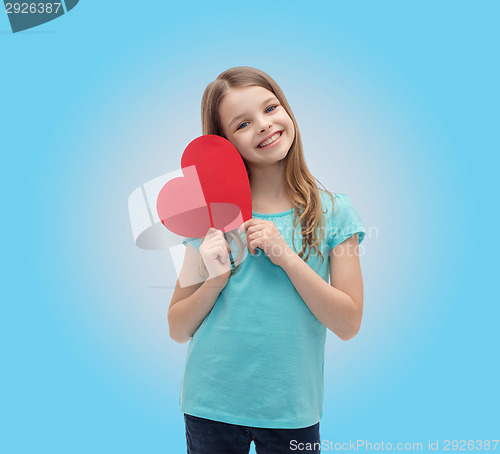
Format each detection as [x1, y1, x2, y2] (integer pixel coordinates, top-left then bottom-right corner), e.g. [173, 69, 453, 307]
[4, 0, 79, 33]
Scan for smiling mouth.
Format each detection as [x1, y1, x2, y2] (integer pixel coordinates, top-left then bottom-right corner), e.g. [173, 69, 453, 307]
[257, 131, 283, 148]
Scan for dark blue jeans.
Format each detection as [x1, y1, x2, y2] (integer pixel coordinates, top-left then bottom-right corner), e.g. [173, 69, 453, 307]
[184, 414, 321, 453]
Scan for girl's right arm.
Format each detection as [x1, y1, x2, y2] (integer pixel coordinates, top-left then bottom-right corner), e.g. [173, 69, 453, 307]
[167, 229, 231, 344]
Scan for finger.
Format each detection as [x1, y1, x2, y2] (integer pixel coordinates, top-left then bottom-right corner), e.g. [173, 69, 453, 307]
[246, 229, 264, 250]
[210, 241, 229, 257]
[245, 223, 266, 244]
[249, 236, 263, 255]
[210, 236, 229, 250]
[247, 224, 266, 235]
[238, 218, 264, 234]
[206, 242, 226, 255]
[219, 244, 230, 263]
[216, 245, 225, 263]
[248, 239, 260, 255]
[205, 229, 223, 242]
[206, 244, 225, 262]
[206, 227, 217, 236]
[247, 230, 264, 243]
[206, 227, 223, 236]
[245, 228, 254, 251]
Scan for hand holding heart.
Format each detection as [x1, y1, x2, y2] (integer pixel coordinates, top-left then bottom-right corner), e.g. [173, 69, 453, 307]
[199, 228, 231, 282]
[238, 219, 293, 267]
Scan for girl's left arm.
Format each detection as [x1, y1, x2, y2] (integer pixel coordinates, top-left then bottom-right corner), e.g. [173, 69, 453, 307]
[239, 219, 364, 341]
[280, 234, 363, 341]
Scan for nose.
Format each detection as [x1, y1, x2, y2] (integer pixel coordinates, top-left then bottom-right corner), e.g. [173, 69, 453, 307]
[259, 116, 272, 132]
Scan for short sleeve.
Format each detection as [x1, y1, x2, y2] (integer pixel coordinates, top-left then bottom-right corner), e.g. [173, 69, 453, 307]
[324, 193, 366, 250]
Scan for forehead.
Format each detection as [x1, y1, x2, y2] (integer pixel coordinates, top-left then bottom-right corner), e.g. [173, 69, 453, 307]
[219, 86, 277, 120]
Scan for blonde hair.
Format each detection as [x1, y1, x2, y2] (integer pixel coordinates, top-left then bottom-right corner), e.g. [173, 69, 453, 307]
[200, 66, 334, 278]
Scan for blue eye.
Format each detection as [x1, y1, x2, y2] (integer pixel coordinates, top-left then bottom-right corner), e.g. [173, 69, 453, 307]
[236, 106, 277, 130]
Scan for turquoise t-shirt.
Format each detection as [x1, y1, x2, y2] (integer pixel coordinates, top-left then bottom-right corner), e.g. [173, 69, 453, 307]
[179, 191, 366, 429]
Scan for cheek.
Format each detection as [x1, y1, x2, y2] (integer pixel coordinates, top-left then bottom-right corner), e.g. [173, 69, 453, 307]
[225, 134, 241, 148]
[280, 113, 294, 131]
[236, 132, 253, 147]
[230, 139, 248, 156]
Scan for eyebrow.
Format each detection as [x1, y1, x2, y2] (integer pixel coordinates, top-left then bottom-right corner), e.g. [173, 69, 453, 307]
[228, 96, 278, 129]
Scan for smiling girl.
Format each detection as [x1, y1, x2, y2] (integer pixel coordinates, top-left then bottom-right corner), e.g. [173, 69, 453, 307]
[168, 67, 366, 454]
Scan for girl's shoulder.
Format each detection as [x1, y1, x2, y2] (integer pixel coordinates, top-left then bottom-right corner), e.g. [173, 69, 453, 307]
[318, 189, 366, 245]
[318, 188, 349, 217]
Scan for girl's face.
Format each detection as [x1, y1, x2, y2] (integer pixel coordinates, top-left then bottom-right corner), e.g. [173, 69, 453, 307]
[218, 85, 295, 168]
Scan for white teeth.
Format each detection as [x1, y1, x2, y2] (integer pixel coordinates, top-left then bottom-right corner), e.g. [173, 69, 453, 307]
[258, 132, 281, 148]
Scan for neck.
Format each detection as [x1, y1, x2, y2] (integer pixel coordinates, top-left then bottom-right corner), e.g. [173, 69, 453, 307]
[247, 160, 289, 208]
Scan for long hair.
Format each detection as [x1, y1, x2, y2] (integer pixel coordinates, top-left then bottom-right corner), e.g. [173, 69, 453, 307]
[199, 66, 334, 278]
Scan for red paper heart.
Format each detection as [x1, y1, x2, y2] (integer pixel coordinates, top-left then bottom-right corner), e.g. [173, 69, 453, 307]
[156, 135, 252, 238]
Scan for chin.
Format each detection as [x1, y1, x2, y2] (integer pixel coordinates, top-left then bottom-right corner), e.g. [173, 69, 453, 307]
[278, 150, 290, 161]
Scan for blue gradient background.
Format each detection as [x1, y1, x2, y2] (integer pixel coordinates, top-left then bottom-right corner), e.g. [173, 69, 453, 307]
[1, 1, 498, 453]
